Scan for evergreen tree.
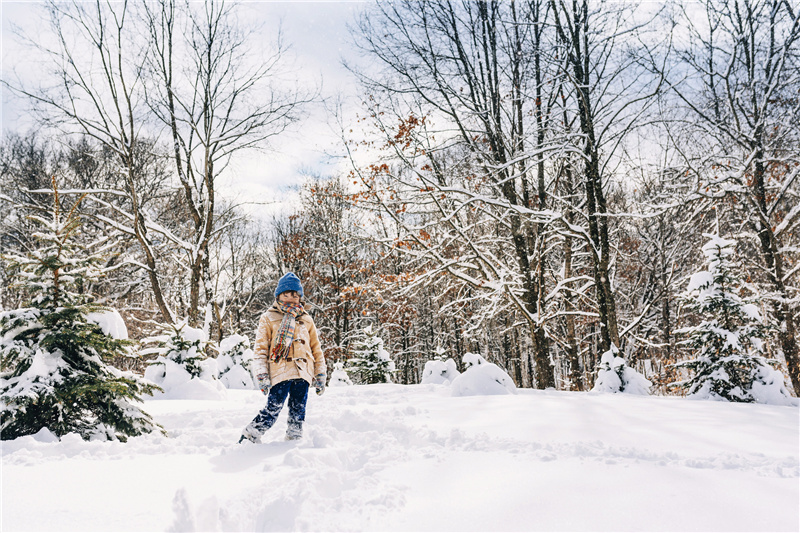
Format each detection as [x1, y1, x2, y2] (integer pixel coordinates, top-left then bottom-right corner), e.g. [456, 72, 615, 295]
[674, 234, 792, 404]
[216, 334, 255, 389]
[140, 319, 227, 400]
[142, 321, 213, 384]
[592, 345, 652, 395]
[346, 325, 395, 384]
[329, 361, 354, 386]
[0, 184, 161, 441]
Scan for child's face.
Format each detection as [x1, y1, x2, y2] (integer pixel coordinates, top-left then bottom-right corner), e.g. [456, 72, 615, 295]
[278, 290, 301, 305]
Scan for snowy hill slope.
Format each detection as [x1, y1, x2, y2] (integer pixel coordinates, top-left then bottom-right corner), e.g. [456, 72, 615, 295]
[2, 385, 798, 532]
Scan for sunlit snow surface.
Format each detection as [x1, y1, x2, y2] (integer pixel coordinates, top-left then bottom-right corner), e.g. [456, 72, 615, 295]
[2, 385, 798, 532]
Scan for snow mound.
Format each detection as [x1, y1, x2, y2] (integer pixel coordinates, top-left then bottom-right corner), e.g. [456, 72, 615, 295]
[749, 366, 796, 406]
[451, 355, 516, 396]
[218, 365, 254, 390]
[85, 309, 128, 340]
[593, 349, 652, 395]
[216, 334, 255, 390]
[421, 358, 460, 385]
[144, 359, 227, 401]
[463, 352, 486, 368]
[329, 362, 353, 387]
[151, 377, 227, 401]
[31, 427, 59, 443]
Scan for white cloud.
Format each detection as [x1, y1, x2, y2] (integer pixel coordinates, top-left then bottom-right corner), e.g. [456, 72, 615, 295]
[1, 0, 370, 223]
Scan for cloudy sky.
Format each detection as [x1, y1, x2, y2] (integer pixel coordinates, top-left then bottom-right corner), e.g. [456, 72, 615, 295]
[1, 0, 369, 219]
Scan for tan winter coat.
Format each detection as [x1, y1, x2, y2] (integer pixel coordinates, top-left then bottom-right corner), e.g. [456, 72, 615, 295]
[253, 305, 326, 386]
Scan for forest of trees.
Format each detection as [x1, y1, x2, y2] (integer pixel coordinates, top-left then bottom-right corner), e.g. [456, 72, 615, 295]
[2, 0, 798, 397]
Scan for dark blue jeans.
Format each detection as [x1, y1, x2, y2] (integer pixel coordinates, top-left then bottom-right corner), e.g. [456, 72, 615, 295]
[250, 379, 309, 437]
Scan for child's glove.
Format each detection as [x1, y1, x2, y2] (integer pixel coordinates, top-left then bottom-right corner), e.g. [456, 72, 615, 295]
[256, 373, 271, 395]
[313, 373, 326, 396]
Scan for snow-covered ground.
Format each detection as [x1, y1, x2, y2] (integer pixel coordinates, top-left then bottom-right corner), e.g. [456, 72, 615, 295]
[2, 385, 798, 532]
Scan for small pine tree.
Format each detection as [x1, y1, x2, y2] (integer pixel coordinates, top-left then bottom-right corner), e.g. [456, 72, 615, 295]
[346, 325, 395, 384]
[0, 184, 161, 441]
[142, 321, 213, 383]
[592, 345, 652, 395]
[674, 234, 792, 403]
[329, 361, 354, 387]
[216, 334, 255, 389]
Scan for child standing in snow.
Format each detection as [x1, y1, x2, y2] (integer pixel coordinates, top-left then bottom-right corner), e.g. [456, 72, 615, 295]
[239, 272, 327, 442]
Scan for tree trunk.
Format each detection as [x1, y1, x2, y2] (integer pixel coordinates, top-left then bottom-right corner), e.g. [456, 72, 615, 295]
[554, 0, 620, 353]
[563, 228, 582, 390]
[125, 158, 173, 324]
[752, 147, 800, 395]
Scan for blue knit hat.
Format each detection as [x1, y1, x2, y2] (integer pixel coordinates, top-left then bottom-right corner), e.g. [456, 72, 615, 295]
[274, 272, 304, 298]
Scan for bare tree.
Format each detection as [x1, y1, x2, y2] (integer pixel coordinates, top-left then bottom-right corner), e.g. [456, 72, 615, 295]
[6, 0, 176, 323]
[299, 175, 372, 361]
[6, 0, 313, 332]
[349, 0, 562, 388]
[142, 0, 314, 326]
[548, 1, 665, 394]
[207, 205, 272, 341]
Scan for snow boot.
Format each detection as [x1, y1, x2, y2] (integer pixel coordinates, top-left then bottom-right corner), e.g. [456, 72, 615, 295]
[238, 424, 262, 444]
[285, 422, 303, 441]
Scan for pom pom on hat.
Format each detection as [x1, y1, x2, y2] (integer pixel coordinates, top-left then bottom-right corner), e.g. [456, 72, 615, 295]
[274, 272, 304, 298]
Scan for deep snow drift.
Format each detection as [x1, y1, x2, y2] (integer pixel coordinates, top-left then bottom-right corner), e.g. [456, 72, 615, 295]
[2, 384, 798, 532]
